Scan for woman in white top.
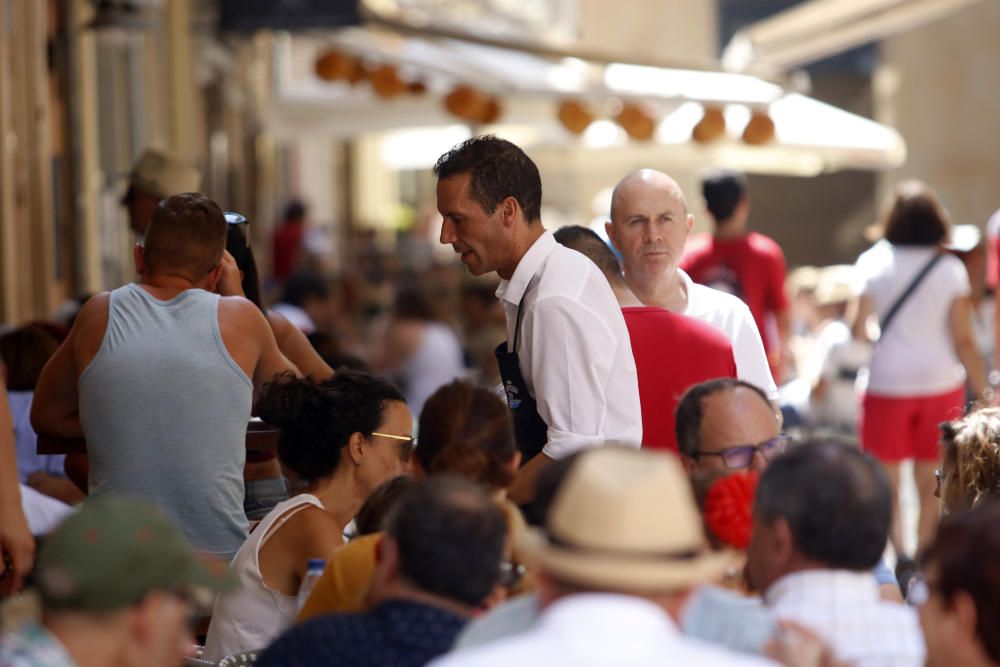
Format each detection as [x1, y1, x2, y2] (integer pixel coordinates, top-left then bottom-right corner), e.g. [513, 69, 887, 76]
[203, 371, 414, 661]
[849, 181, 990, 558]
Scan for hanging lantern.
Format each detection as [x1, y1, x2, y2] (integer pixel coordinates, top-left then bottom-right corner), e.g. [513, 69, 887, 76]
[368, 64, 407, 98]
[557, 100, 594, 135]
[616, 103, 656, 141]
[407, 79, 428, 95]
[479, 98, 502, 124]
[692, 106, 726, 143]
[314, 50, 359, 82]
[444, 85, 490, 121]
[742, 110, 775, 145]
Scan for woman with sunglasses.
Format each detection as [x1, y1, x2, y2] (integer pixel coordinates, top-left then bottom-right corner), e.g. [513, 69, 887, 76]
[203, 371, 413, 661]
[297, 379, 530, 623]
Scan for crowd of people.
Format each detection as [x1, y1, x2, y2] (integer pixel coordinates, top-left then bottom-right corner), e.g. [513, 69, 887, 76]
[0, 135, 999, 667]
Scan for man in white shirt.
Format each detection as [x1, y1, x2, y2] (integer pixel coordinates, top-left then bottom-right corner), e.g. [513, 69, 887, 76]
[430, 448, 775, 667]
[435, 136, 641, 504]
[746, 439, 925, 667]
[605, 169, 778, 405]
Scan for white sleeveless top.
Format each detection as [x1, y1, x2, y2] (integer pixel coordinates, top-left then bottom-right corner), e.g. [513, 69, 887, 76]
[203, 493, 325, 661]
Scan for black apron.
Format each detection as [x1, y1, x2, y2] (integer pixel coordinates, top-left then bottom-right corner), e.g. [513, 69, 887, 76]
[495, 282, 548, 462]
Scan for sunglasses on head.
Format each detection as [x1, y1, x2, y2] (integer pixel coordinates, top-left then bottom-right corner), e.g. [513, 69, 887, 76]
[225, 212, 250, 248]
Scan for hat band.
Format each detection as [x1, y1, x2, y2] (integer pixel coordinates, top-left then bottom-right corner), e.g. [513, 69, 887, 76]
[548, 532, 701, 562]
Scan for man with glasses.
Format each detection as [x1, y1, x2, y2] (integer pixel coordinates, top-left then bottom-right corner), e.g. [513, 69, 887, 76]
[675, 378, 785, 475]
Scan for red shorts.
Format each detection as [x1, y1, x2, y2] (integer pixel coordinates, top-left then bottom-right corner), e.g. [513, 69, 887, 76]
[860, 387, 966, 463]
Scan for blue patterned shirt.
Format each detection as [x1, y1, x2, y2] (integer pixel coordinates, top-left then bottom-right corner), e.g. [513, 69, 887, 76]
[256, 598, 467, 667]
[0, 622, 77, 667]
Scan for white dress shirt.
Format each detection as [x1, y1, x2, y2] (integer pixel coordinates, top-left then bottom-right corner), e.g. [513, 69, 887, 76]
[496, 231, 642, 458]
[766, 570, 925, 667]
[431, 593, 777, 667]
[680, 269, 779, 401]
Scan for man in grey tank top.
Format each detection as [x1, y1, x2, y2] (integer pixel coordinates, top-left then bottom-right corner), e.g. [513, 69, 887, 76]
[32, 193, 297, 559]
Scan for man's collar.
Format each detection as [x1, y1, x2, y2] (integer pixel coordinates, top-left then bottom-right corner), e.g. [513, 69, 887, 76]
[765, 568, 880, 606]
[496, 230, 556, 306]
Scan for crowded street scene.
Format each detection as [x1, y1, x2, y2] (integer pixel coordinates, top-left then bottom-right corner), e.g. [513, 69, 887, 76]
[1, 0, 999, 666]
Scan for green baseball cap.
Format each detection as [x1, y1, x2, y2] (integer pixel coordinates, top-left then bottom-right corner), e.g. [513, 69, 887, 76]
[36, 497, 234, 612]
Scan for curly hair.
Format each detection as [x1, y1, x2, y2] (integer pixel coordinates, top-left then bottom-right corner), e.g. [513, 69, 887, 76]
[416, 380, 518, 490]
[939, 408, 1000, 510]
[256, 370, 405, 484]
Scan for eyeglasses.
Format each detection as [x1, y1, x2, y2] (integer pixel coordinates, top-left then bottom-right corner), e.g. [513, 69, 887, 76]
[695, 435, 790, 469]
[498, 560, 526, 591]
[370, 432, 417, 462]
[907, 573, 935, 606]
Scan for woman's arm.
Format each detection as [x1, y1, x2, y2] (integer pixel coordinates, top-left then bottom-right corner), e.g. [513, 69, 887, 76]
[266, 310, 334, 380]
[949, 295, 991, 401]
[846, 294, 874, 343]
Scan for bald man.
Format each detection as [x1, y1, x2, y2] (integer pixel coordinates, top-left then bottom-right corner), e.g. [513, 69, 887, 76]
[605, 169, 778, 403]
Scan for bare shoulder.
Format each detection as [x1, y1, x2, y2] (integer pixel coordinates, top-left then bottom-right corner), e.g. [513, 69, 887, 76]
[281, 503, 345, 553]
[218, 296, 269, 330]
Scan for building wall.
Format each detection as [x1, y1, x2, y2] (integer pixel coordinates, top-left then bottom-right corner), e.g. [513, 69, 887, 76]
[878, 1, 1000, 229]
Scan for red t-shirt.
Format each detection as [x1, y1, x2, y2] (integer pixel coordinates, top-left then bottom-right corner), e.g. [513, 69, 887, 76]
[680, 232, 789, 357]
[272, 221, 305, 281]
[622, 306, 738, 452]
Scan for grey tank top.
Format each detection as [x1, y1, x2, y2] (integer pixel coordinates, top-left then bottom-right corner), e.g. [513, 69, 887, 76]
[79, 284, 253, 557]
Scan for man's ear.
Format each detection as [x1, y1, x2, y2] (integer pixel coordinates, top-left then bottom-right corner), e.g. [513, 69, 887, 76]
[605, 221, 619, 250]
[684, 213, 695, 234]
[206, 263, 224, 292]
[500, 196, 520, 228]
[681, 455, 698, 476]
[771, 517, 795, 567]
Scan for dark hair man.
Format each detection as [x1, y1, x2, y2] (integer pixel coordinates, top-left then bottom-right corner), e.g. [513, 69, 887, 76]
[32, 193, 297, 559]
[604, 169, 778, 411]
[257, 476, 508, 667]
[916, 501, 1000, 667]
[746, 440, 924, 666]
[0, 497, 232, 667]
[680, 169, 790, 383]
[435, 136, 641, 504]
[553, 226, 736, 452]
[675, 378, 783, 475]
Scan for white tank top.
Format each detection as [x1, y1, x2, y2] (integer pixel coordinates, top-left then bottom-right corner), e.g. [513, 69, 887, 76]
[202, 493, 325, 661]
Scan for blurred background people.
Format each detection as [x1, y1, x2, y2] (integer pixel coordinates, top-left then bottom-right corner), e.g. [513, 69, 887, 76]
[121, 148, 201, 236]
[682, 168, 791, 383]
[849, 181, 991, 563]
[372, 286, 466, 416]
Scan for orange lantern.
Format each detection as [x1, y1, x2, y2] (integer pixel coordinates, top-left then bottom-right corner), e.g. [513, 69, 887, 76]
[314, 50, 359, 82]
[616, 103, 656, 141]
[368, 64, 407, 98]
[479, 98, 502, 124]
[692, 106, 726, 143]
[557, 100, 594, 135]
[742, 110, 775, 145]
[407, 79, 428, 95]
[444, 85, 490, 121]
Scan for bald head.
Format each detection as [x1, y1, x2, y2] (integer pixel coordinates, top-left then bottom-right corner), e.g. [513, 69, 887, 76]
[610, 169, 688, 222]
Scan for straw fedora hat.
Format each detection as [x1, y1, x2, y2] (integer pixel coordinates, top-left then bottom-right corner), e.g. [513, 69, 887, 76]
[129, 148, 201, 198]
[524, 447, 733, 591]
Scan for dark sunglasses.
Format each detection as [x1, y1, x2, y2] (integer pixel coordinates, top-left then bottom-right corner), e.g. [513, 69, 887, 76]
[695, 435, 790, 469]
[499, 560, 526, 590]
